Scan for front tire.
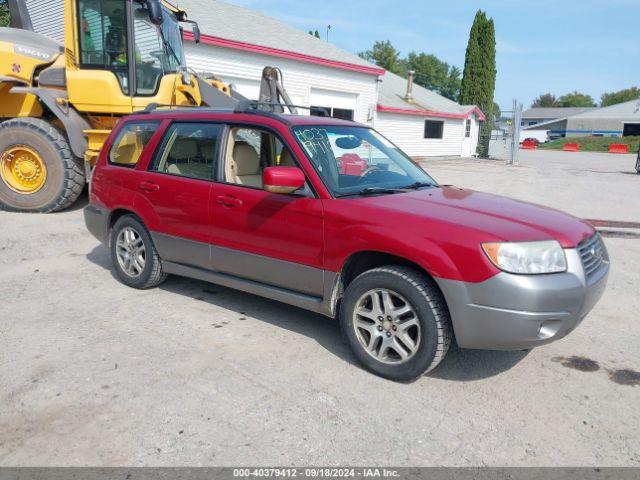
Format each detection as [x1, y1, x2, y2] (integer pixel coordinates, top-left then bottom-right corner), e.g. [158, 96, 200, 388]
[340, 266, 452, 381]
[0, 118, 84, 212]
[110, 215, 167, 289]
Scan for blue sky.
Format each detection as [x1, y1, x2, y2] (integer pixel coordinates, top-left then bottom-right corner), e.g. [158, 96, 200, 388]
[225, 0, 639, 110]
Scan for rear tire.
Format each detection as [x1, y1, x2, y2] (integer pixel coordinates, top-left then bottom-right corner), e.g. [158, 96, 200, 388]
[339, 266, 452, 382]
[0, 118, 84, 212]
[110, 215, 167, 289]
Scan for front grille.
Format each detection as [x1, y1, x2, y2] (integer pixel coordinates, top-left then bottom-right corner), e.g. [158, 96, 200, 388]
[578, 233, 607, 277]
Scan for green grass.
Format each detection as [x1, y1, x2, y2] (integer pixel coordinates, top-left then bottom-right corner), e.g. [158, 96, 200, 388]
[538, 136, 640, 153]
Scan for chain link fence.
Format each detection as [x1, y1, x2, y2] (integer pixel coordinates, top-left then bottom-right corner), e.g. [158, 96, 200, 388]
[489, 100, 523, 165]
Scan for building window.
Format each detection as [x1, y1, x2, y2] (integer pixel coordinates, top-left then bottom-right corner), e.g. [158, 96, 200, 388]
[310, 106, 354, 121]
[465, 119, 471, 138]
[424, 120, 444, 139]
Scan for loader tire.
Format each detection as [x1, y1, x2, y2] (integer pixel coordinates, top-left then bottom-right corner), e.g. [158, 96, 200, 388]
[0, 118, 85, 213]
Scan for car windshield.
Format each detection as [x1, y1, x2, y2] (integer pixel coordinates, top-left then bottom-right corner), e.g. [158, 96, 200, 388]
[292, 126, 436, 197]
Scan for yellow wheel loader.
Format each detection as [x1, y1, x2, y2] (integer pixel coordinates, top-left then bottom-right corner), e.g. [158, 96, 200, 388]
[0, 0, 294, 212]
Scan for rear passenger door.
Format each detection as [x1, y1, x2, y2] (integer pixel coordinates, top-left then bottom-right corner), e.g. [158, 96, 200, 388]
[136, 122, 221, 268]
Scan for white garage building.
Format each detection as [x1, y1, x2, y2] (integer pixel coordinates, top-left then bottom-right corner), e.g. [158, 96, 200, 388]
[179, 0, 484, 158]
[25, 0, 483, 158]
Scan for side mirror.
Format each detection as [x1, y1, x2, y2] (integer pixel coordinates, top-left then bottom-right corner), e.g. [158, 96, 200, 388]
[146, 0, 163, 25]
[263, 167, 305, 194]
[192, 23, 201, 44]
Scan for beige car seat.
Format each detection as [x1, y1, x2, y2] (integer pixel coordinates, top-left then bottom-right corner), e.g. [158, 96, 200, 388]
[165, 138, 211, 179]
[230, 143, 262, 188]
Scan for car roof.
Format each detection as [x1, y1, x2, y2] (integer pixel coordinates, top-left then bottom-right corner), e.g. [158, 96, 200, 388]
[125, 108, 367, 128]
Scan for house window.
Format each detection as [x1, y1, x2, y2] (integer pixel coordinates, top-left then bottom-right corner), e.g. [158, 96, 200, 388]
[310, 106, 354, 121]
[424, 120, 444, 139]
[465, 119, 471, 138]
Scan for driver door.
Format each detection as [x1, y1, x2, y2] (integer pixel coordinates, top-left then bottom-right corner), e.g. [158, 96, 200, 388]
[210, 125, 326, 297]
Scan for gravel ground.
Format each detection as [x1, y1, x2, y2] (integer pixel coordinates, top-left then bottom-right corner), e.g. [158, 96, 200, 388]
[0, 150, 639, 466]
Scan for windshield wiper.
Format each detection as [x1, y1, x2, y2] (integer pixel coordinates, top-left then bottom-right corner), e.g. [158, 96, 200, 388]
[401, 181, 436, 190]
[336, 187, 408, 198]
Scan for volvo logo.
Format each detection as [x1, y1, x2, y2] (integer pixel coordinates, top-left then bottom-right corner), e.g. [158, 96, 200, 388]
[14, 45, 55, 61]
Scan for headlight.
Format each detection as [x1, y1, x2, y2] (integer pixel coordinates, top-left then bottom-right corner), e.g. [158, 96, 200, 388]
[482, 240, 567, 274]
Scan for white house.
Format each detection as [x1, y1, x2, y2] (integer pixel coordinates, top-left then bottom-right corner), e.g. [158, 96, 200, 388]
[25, 0, 483, 157]
[376, 71, 484, 158]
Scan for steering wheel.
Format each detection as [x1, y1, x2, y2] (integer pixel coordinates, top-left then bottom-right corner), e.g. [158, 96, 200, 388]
[357, 165, 383, 183]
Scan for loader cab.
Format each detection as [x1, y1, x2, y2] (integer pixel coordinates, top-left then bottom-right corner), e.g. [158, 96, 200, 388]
[68, 0, 193, 113]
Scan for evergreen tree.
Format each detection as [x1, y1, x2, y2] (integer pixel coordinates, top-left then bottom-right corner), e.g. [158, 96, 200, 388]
[0, 0, 9, 27]
[307, 30, 321, 39]
[460, 10, 496, 158]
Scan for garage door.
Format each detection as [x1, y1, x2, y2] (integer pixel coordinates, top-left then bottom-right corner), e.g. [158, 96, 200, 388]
[310, 88, 357, 121]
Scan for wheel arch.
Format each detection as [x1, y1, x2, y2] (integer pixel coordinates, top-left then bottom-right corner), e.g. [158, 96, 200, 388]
[9, 86, 90, 158]
[332, 250, 451, 320]
[109, 208, 143, 231]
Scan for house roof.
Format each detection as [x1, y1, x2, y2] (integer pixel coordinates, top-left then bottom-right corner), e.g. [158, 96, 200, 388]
[175, 0, 384, 75]
[567, 99, 640, 119]
[523, 99, 640, 130]
[377, 71, 485, 120]
[522, 107, 596, 119]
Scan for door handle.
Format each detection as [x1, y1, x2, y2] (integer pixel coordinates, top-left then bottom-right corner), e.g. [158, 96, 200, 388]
[139, 181, 160, 192]
[216, 195, 243, 207]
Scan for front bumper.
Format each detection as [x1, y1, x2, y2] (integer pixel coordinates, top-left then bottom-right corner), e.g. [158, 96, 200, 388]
[435, 248, 609, 350]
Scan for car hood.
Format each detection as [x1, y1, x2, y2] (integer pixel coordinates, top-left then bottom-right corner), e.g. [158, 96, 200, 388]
[349, 186, 594, 248]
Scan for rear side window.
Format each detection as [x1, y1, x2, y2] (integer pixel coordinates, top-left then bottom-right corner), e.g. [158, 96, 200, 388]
[150, 123, 221, 181]
[109, 122, 160, 167]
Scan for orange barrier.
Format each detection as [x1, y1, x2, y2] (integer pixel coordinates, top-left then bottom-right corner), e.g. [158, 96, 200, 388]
[609, 144, 629, 154]
[563, 143, 580, 152]
[521, 140, 537, 150]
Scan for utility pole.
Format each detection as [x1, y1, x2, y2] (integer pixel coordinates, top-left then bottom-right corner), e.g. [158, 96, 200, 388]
[326, 24, 332, 42]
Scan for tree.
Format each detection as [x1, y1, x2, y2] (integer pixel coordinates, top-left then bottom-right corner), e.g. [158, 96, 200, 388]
[460, 10, 496, 158]
[0, 0, 9, 27]
[358, 40, 403, 75]
[601, 87, 640, 107]
[308, 30, 320, 39]
[404, 52, 461, 101]
[492, 101, 501, 123]
[558, 91, 596, 107]
[531, 93, 559, 108]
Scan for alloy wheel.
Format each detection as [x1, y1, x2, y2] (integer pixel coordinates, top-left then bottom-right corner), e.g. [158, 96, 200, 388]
[115, 227, 146, 278]
[353, 288, 421, 364]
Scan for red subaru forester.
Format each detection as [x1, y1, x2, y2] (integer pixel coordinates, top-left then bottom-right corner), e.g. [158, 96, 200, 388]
[85, 107, 609, 381]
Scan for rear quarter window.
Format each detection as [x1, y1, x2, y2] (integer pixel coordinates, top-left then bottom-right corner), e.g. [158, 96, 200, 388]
[109, 121, 160, 167]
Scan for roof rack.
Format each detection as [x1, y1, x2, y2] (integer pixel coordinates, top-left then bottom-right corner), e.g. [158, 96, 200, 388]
[234, 100, 330, 117]
[136, 103, 207, 115]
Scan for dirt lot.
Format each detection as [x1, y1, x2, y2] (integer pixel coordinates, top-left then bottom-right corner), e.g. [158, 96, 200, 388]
[1, 150, 639, 466]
